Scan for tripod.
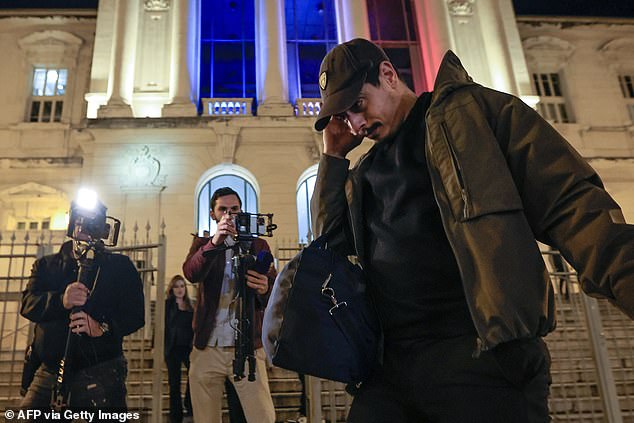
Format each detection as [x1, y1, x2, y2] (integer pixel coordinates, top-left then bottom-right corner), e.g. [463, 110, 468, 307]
[231, 240, 257, 382]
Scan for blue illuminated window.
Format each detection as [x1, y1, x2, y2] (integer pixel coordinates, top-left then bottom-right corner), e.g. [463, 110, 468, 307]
[197, 174, 258, 236]
[286, 0, 337, 105]
[200, 0, 256, 108]
[367, 0, 424, 92]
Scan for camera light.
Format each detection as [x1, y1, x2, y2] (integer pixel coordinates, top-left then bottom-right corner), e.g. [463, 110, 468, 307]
[75, 188, 98, 211]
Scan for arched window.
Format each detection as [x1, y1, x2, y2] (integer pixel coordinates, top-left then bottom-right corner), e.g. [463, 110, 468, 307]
[285, 0, 338, 107]
[196, 165, 259, 236]
[296, 165, 318, 244]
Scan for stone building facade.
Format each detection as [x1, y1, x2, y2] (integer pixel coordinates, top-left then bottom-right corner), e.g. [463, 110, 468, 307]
[0, 0, 633, 280]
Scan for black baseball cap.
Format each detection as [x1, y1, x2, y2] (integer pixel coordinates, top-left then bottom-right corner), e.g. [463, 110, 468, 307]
[314, 38, 391, 131]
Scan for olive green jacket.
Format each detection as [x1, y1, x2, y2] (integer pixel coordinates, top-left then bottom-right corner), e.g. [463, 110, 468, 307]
[311, 51, 634, 351]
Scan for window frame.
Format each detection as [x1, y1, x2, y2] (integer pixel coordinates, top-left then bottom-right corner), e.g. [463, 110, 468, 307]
[28, 67, 68, 123]
[296, 164, 318, 245]
[199, 0, 256, 103]
[618, 74, 634, 122]
[285, 0, 338, 105]
[532, 72, 574, 124]
[366, 0, 425, 93]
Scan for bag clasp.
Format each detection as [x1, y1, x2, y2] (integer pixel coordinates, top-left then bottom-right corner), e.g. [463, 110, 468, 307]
[321, 273, 348, 315]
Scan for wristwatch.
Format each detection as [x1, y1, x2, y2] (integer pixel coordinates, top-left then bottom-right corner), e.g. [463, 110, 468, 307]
[98, 321, 110, 336]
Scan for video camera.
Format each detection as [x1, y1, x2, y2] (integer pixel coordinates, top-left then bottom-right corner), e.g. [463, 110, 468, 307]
[66, 188, 121, 247]
[232, 212, 277, 241]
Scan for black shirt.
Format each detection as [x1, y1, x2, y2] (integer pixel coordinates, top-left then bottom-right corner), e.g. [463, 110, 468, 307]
[174, 308, 194, 347]
[360, 92, 476, 341]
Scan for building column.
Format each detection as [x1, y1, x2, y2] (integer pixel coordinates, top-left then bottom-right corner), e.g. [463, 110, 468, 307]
[334, 0, 370, 42]
[476, 0, 516, 94]
[255, 0, 294, 116]
[98, 0, 138, 118]
[495, 0, 534, 99]
[162, 0, 197, 116]
[412, 0, 455, 90]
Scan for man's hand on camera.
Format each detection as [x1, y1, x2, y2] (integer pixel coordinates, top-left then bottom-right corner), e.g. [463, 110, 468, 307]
[212, 213, 237, 246]
[69, 311, 104, 337]
[246, 270, 268, 295]
[63, 282, 89, 309]
[323, 115, 364, 159]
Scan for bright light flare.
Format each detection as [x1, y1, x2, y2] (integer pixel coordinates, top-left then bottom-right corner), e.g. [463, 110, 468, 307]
[76, 188, 98, 211]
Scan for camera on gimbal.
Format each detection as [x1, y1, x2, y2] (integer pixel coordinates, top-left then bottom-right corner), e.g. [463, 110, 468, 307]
[232, 212, 277, 241]
[66, 189, 121, 247]
[52, 189, 123, 410]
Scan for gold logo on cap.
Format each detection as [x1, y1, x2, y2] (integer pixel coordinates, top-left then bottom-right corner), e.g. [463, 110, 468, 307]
[319, 71, 327, 90]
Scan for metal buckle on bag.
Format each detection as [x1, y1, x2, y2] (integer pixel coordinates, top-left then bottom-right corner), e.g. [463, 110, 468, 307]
[321, 273, 348, 315]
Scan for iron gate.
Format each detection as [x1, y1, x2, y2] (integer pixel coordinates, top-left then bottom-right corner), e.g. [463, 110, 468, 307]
[0, 224, 166, 422]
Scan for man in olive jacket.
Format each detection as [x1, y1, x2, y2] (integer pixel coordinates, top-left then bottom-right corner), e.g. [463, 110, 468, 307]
[311, 38, 634, 422]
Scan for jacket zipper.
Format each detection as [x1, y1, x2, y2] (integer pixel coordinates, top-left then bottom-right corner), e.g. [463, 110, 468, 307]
[440, 122, 470, 220]
[347, 206, 363, 270]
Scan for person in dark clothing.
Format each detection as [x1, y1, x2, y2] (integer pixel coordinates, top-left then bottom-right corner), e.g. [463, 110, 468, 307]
[311, 38, 634, 422]
[164, 275, 194, 423]
[20, 238, 145, 416]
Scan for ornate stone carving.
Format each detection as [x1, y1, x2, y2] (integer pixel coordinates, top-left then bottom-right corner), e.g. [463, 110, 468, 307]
[144, 0, 169, 11]
[447, 0, 475, 16]
[122, 145, 166, 190]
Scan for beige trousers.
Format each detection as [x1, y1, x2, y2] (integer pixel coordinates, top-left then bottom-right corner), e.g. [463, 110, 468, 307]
[189, 346, 275, 423]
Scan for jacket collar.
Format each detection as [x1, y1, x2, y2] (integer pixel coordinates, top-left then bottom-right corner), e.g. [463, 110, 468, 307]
[430, 50, 476, 109]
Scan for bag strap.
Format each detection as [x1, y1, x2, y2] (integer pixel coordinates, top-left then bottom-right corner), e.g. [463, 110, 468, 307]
[310, 223, 345, 250]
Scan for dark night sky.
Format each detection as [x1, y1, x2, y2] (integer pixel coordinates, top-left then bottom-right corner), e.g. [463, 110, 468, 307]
[512, 0, 634, 18]
[0, 0, 633, 18]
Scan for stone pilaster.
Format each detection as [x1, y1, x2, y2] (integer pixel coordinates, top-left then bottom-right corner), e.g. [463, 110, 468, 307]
[162, 0, 197, 117]
[255, 0, 294, 116]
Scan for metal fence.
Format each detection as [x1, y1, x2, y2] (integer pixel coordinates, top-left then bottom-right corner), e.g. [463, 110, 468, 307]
[0, 224, 166, 422]
[2, 230, 634, 423]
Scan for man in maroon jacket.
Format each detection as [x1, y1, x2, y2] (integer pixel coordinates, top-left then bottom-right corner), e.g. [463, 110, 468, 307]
[183, 187, 276, 423]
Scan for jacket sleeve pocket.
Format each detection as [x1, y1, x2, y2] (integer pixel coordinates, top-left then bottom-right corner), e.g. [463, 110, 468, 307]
[429, 101, 524, 222]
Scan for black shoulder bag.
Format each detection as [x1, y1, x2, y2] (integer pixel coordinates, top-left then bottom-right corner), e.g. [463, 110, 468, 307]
[262, 232, 381, 384]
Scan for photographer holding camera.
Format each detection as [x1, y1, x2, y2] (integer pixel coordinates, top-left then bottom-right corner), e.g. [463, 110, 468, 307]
[20, 194, 144, 418]
[183, 187, 276, 423]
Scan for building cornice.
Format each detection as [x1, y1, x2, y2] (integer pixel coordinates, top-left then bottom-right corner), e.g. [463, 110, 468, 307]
[516, 15, 634, 27]
[0, 9, 97, 18]
[0, 157, 83, 168]
[85, 116, 319, 130]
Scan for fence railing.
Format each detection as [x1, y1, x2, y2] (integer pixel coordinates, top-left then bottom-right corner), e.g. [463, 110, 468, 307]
[2, 231, 634, 422]
[0, 224, 166, 422]
[201, 98, 253, 116]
